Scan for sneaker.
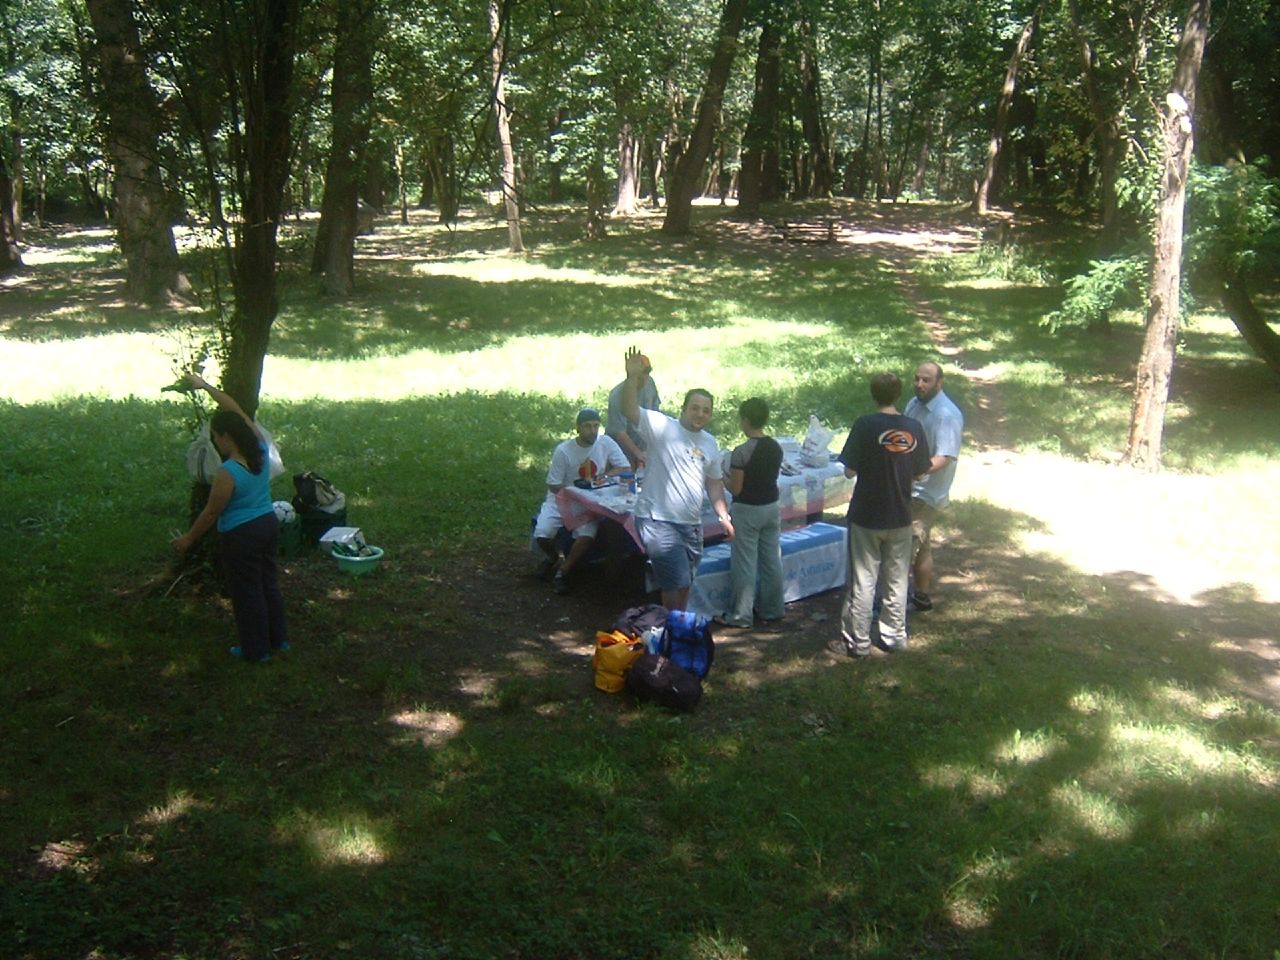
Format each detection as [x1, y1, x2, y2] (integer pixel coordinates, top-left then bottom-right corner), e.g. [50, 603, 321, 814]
[272, 641, 291, 652]
[910, 591, 933, 612]
[230, 646, 271, 664]
[552, 571, 569, 595]
[826, 637, 870, 659]
[536, 557, 558, 579]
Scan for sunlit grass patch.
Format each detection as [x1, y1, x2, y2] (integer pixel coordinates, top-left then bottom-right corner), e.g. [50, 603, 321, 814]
[1051, 781, 1136, 839]
[295, 813, 390, 866]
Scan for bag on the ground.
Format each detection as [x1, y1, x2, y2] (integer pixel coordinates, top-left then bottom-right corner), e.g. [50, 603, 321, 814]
[659, 610, 715, 680]
[292, 471, 342, 510]
[614, 604, 668, 639]
[593, 630, 645, 693]
[624, 654, 703, 711]
[799, 414, 836, 468]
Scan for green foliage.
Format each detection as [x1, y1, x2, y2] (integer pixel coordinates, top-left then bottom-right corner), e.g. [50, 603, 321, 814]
[1185, 160, 1280, 279]
[1042, 251, 1147, 332]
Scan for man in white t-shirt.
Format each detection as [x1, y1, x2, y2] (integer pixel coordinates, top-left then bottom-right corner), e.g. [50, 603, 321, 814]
[621, 346, 734, 611]
[533, 408, 630, 594]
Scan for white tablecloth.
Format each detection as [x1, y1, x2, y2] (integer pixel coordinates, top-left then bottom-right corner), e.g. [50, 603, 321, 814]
[556, 446, 852, 547]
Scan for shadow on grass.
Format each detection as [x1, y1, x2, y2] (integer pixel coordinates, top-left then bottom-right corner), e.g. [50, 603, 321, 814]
[3, 395, 1278, 958]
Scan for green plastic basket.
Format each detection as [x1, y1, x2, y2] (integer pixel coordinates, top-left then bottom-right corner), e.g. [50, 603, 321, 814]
[334, 545, 383, 575]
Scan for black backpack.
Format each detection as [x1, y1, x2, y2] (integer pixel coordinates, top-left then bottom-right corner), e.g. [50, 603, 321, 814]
[625, 654, 703, 712]
[613, 603, 668, 639]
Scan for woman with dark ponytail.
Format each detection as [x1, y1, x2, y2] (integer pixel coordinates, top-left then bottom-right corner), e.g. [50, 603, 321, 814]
[173, 372, 289, 663]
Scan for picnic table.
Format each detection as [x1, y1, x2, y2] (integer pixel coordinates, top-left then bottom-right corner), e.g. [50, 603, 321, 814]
[556, 444, 853, 550]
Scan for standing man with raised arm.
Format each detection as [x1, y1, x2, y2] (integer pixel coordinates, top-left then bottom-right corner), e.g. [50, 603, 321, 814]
[903, 361, 964, 611]
[621, 346, 733, 612]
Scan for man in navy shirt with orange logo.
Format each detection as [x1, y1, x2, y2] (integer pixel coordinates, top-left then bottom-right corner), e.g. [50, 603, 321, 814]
[832, 373, 932, 658]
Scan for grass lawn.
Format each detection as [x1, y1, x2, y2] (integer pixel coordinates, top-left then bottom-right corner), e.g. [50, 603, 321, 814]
[1, 203, 1278, 959]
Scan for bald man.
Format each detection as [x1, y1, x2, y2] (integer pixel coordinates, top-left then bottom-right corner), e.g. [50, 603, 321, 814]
[902, 362, 963, 611]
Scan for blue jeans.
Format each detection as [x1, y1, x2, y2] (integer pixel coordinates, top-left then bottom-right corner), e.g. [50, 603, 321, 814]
[727, 501, 784, 626]
[637, 517, 703, 591]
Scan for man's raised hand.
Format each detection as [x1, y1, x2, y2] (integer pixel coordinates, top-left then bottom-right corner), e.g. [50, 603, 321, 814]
[625, 346, 646, 381]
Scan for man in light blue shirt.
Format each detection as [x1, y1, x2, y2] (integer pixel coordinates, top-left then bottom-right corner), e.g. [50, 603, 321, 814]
[903, 362, 963, 611]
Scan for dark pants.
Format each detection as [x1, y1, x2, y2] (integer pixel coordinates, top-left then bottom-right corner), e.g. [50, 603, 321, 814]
[220, 512, 288, 658]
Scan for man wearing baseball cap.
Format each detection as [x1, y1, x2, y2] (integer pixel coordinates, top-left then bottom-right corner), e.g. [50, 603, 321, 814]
[533, 408, 630, 593]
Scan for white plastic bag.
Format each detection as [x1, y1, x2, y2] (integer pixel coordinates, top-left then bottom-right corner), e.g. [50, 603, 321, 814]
[799, 415, 836, 468]
[258, 425, 286, 481]
[185, 421, 285, 483]
[185, 422, 222, 484]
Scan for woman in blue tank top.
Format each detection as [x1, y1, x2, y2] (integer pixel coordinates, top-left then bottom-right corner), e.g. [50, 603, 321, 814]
[172, 373, 289, 663]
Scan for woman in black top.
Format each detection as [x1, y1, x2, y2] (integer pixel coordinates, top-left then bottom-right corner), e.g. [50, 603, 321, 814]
[723, 398, 785, 627]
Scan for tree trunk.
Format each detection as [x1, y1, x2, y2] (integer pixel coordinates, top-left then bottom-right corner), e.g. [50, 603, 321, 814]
[395, 141, 408, 224]
[547, 110, 563, 203]
[737, 18, 782, 219]
[310, 1, 375, 296]
[585, 157, 607, 239]
[418, 148, 435, 208]
[1216, 268, 1280, 377]
[86, 0, 189, 303]
[661, 0, 748, 236]
[8, 123, 22, 243]
[432, 133, 459, 222]
[974, 6, 1039, 216]
[797, 15, 833, 199]
[911, 113, 933, 196]
[613, 119, 641, 215]
[488, 0, 523, 253]
[222, 0, 301, 419]
[1123, 0, 1211, 470]
[0, 150, 21, 272]
[1067, 0, 1125, 247]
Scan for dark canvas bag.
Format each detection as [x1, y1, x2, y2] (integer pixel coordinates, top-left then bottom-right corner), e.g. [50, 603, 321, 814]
[624, 654, 702, 712]
[659, 610, 716, 680]
[613, 604, 668, 639]
[292, 471, 341, 510]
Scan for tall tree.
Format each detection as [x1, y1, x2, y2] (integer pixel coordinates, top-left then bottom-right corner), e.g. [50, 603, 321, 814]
[661, 0, 748, 236]
[1123, 0, 1211, 470]
[150, 0, 307, 414]
[796, 13, 834, 198]
[310, 0, 377, 296]
[974, 4, 1040, 215]
[85, 0, 189, 303]
[736, 16, 783, 218]
[488, 0, 523, 252]
[0, 149, 20, 272]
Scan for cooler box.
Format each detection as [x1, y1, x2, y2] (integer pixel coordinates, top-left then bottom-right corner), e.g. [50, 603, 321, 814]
[278, 514, 305, 557]
[299, 505, 348, 544]
[688, 522, 848, 618]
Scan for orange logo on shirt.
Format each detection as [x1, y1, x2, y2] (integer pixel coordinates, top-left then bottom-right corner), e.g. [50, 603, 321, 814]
[879, 429, 917, 454]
